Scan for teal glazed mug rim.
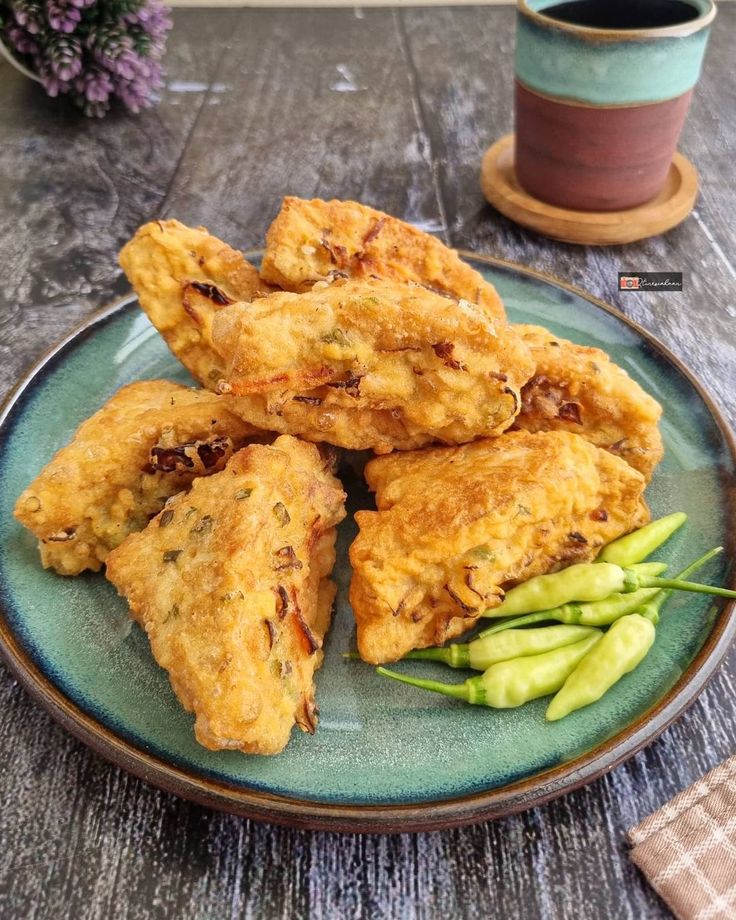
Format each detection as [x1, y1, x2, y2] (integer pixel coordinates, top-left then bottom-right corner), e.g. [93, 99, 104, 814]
[518, 0, 717, 42]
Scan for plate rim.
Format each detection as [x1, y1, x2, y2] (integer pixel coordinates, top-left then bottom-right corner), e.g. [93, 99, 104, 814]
[1, 251, 735, 834]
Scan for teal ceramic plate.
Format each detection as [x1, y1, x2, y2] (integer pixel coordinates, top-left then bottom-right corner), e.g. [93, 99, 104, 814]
[1, 254, 734, 833]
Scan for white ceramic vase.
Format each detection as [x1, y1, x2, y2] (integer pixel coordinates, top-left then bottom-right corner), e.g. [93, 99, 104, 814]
[0, 35, 42, 83]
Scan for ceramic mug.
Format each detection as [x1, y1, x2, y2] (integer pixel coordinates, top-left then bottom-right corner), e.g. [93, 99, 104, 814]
[514, 0, 716, 211]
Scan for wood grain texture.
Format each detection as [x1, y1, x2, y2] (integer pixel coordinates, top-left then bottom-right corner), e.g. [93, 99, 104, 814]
[1, 6, 735, 919]
[480, 138, 699, 245]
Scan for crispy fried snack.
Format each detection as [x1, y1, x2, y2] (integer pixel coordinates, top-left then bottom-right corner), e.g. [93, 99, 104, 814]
[119, 220, 271, 388]
[14, 381, 261, 575]
[513, 325, 663, 480]
[260, 197, 506, 322]
[105, 436, 346, 755]
[349, 430, 649, 663]
[212, 279, 534, 453]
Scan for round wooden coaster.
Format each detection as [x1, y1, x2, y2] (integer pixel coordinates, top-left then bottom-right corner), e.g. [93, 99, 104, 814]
[480, 133, 698, 246]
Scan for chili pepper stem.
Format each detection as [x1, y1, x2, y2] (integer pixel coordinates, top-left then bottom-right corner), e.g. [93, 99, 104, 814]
[671, 546, 722, 579]
[478, 608, 578, 638]
[639, 547, 724, 622]
[402, 648, 449, 662]
[402, 647, 471, 668]
[376, 666, 470, 701]
[634, 575, 736, 598]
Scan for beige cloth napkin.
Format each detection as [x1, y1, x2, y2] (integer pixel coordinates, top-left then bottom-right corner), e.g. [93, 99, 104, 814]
[628, 756, 736, 920]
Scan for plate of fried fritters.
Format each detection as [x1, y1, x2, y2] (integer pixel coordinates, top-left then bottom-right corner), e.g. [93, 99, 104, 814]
[1, 198, 734, 831]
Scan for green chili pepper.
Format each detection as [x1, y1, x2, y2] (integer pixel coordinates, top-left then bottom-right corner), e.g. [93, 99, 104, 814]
[596, 512, 687, 567]
[401, 624, 600, 670]
[544, 547, 723, 722]
[377, 632, 602, 708]
[481, 560, 736, 619]
[477, 563, 665, 636]
[478, 550, 724, 636]
[477, 586, 663, 637]
[546, 614, 656, 721]
[481, 563, 632, 617]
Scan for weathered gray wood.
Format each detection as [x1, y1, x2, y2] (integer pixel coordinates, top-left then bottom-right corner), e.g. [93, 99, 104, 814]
[156, 7, 445, 241]
[1, 6, 735, 920]
[0, 8, 242, 390]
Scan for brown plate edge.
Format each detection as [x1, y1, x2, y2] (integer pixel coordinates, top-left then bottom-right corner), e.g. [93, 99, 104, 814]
[0, 256, 734, 834]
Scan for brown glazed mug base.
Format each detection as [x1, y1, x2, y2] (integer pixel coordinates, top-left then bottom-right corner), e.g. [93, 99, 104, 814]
[515, 80, 693, 212]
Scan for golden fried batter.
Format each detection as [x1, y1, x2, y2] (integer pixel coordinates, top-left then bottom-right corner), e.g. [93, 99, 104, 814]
[513, 325, 663, 480]
[105, 436, 346, 755]
[14, 381, 261, 575]
[260, 197, 506, 322]
[119, 220, 271, 388]
[212, 279, 534, 453]
[349, 430, 649, 664]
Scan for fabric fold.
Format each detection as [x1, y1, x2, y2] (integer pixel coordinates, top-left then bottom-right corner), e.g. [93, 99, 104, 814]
[628, 756, 736, 920]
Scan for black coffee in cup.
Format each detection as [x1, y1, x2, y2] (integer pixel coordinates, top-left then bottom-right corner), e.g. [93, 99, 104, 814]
[540, 0, 700, 29]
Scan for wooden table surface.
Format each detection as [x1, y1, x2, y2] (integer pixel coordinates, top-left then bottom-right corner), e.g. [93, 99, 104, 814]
[1, 6, 735, 919]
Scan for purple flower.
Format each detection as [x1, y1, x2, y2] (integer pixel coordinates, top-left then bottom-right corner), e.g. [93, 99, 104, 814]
[113, 49, 139, 80]
[3, 0, 173, 116]
[46, 31, 83, 79]
[51, 52, 82, 80]
[35, 59, 72, 96]
[46, 1, 82, 33]
[6, 24, 39, 55]
[125, 1, 172, 39]
[115, 83, 148, 114]
[75, 67, 114, 102]
[14, 8, 43, 35]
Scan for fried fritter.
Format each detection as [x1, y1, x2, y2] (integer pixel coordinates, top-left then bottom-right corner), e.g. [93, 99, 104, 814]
[513, 325, 663, 480]
[119, 220, 271, 388]
[349, 430, 649, 664]
[212, 279, 534, 453]
[260, 197, 506, 322]
[105, 436, 346, 755]
[14, 381, 261, 575]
